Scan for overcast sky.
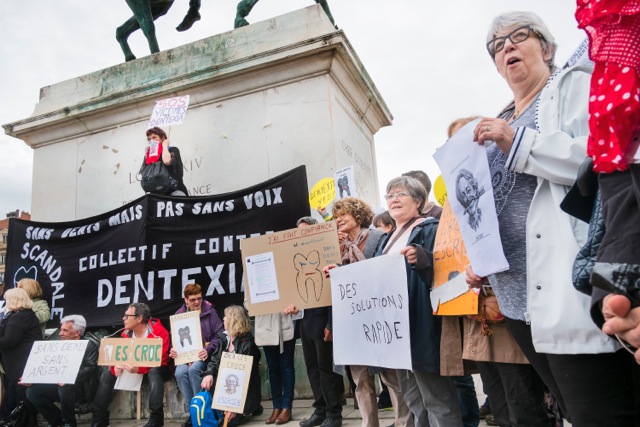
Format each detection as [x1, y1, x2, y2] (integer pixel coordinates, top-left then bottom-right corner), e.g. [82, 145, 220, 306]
[0, 0, 585, 217]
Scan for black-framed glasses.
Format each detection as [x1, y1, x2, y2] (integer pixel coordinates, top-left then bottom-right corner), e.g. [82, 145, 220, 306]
[123, 313, 138, 319]
[486, 25, 542, 56]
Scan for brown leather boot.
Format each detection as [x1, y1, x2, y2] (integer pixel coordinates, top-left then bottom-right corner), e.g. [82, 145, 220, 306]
[275, 409, 292, 425]
[266, 409, 282, 425]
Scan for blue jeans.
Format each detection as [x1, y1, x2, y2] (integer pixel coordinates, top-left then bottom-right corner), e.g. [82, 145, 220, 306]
[262, 339, 295, 409]
[452, 375, 480, 427]
[27, 383, 77, 427]
[175, 360, 207, 411]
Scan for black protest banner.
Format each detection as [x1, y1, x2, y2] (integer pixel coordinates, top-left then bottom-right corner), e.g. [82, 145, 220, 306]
[5, 166, 309, 327]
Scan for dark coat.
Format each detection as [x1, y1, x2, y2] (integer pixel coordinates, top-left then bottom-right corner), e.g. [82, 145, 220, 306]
[76, 339, 99, 384]
[0, 309, 42, 382]
[375, 218, 442, 373]
[202, 331, 262, 415]
[175, 300, 224, 356]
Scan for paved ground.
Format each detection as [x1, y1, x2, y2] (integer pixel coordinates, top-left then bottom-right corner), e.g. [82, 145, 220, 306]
[94, 397, 498, 427]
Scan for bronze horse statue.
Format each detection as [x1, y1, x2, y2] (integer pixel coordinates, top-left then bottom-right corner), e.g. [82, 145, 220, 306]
[117, 0, 336, 62]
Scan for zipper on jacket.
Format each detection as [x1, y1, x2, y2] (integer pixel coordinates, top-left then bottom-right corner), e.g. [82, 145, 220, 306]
[524, 312, 531, 325]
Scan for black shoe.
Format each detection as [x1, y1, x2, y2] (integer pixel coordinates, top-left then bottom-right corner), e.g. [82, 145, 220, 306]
[252, 405, 264, 416]
[299, 414, 325, 427]
[90, 422, 109, 427]
[319, 419, 342, 427]
[142, 420, 163, 427]
[485, 414, 498, 426]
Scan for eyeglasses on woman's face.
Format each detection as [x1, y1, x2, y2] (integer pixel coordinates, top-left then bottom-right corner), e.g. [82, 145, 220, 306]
[384, 191, 411, 200]
[486, 25, 542, 56]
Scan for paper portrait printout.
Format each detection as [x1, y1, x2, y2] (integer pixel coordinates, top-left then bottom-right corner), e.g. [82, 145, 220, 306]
[211, 352, 253, 413]
[433, 119, 509, 277]
[21, 340, 89, 384]
[170, 310, 204, 365]
[334, 165, 358, 199]
[241, 221, 341, 316]
[329, 253, 412, 370]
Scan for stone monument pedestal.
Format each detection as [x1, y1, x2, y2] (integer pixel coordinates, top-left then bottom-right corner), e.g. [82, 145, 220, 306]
[4, 5, 392, 221]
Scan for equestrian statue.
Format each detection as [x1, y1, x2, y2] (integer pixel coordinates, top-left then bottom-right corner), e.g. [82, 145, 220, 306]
[117, 0, 336, 62]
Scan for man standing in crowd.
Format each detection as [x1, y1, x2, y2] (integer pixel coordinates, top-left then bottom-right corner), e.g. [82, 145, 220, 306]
[26, 315, 98, 427]
[91, 303, 170, 427]
[402, 170, 443, 219]
[284, 216, 344, 427]
[169, 284, 223, 427]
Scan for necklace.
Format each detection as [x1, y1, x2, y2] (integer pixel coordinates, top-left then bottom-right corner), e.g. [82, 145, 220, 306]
[510, 109, 520, 122]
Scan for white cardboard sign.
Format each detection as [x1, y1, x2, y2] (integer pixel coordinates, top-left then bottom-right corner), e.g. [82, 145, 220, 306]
[148, 95, 190, 128]
[330, 253, 412, 369]
[21, 340, 89, 384]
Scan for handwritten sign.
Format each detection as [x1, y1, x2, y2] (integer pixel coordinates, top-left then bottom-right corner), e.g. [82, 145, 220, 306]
[170, 311, 204, 365]
[308, 177, 336, 209]
[329, 253, 412, 370]
[148, 95, 190, 128]
[431, 200, 478, 315]
[241, 221, 341, 316]
[21, 340, 89, 384]
[98, 338, 163, 367]
[211, 352, 254, 413]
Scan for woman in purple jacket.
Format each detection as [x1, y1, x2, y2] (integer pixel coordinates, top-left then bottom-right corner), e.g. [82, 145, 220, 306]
[169, 284, 224, 427]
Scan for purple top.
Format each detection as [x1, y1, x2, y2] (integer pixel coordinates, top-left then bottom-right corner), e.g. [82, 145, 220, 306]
[175, 300, 224, 355]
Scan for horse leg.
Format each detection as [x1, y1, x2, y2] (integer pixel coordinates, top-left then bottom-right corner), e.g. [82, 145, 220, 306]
[235, 0, 260, 28]
[116, 16, 141, 62]
[315, 0, 336, 27]
[176, 0, 201, 32]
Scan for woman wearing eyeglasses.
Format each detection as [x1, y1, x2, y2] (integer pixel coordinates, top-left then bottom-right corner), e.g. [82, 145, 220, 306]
[375, 176, 463, 426]
[466, 11, 636, 425]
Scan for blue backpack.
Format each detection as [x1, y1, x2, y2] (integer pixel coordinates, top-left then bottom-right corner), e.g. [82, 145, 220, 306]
[190, 390, 223, 427]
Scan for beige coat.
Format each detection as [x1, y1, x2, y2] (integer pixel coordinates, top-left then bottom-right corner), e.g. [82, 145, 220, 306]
[254, 312, 296, 352]
[440, 316, 529, 376]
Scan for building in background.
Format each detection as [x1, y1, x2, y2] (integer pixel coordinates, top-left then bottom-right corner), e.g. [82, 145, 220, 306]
[0, 210, 31, 283]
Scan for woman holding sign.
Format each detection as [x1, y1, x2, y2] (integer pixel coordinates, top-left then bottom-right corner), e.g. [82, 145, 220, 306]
[141, 126, 188, 196]
[375, 176, 463, 426]
[467, 11, 636, 425]
[201, 305, 262, 427]
[324, 197, 412, 427]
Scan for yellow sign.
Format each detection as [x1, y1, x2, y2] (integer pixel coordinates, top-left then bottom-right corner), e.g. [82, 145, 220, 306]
[98, 338, 163, 367]
[434, 175, 447, 207]
[309, 178, 336, 209]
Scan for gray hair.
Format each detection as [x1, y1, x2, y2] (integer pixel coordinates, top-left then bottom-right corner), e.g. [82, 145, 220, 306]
[296, 216, 318, 226]
[129, 302, 151, 323]
[486, 11, 557, 70]
[61, 314, 87, 335]
[386, 176, 427, 213]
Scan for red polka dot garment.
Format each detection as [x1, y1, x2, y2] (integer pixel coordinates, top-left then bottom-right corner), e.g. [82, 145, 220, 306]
[576, 0, 640, 172]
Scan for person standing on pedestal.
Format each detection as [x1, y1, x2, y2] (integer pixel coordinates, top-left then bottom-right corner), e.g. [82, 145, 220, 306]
[143, 126, 188, 196]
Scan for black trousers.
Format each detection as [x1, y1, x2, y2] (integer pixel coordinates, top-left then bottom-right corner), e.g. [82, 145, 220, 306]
[299, 326, 343, 419]
[507, 317, 638, 426]
[476, 361, 547, 427]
